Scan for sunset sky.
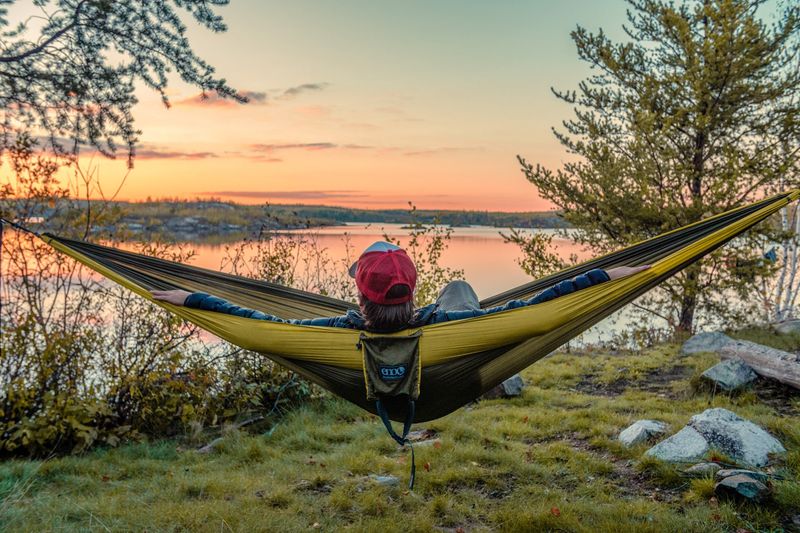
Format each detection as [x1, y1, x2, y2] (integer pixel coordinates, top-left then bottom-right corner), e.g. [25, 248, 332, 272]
[89, 1, 640, 211]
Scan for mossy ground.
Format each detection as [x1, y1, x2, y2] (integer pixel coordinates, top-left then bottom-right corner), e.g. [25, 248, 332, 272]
[2, 331, 799, 532]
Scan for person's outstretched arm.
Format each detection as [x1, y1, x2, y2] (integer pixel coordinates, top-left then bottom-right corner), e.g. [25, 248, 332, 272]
[150, 290, 345, 326]
[151, 290, 281, 320]
[431, 265, 651, 323]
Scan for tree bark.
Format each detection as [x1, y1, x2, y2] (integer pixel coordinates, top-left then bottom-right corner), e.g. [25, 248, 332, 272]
[719, 340, 800, 390]
[677, 264, 701, 333]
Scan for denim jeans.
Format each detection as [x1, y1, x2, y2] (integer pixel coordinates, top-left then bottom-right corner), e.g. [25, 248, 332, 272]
[435, 280, 480, 312]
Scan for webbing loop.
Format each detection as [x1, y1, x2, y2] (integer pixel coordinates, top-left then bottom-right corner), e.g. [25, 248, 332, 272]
[376, 398, 416, 489]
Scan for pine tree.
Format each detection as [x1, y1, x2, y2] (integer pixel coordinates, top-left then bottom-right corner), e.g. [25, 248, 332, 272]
[0, 0, 244, 165]
[519, 0, 800, 333]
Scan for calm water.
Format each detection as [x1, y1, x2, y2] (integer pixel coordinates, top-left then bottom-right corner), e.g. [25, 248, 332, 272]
[3, 224, 634, 345]
[184, 223, 635, 343]
[187, 223, 589, 300]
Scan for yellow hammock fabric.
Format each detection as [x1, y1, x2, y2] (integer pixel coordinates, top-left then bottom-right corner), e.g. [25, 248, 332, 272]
[34, 190, 799, 422]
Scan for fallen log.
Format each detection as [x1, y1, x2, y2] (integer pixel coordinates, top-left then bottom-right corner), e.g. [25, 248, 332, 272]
[718, 340, 800, 390]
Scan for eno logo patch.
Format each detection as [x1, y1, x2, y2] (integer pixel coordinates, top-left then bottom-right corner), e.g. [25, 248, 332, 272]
[379, 364, 406, 381]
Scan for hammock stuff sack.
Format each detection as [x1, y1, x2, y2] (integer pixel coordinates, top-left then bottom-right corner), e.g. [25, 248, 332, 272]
[19, 190, 800, 426]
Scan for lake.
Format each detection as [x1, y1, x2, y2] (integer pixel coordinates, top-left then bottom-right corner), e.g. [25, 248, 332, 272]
[1, 223, 637, 345]
[185, 223, 589, 301]
[181, 223, 635, 344]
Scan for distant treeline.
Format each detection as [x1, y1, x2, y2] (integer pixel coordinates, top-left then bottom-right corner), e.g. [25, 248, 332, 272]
[3, 198, 568, 241]
[262, 204, 569, 228]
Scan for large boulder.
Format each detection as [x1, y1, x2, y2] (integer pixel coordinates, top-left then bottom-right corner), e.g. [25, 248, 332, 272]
[680, 332, 735, 356]
[645, 408, 786, 466]
[701, 358, 757, 391]
[688, 408, 785, 467]
[645, 426, 709, 462]
[618, 420, 668, 447]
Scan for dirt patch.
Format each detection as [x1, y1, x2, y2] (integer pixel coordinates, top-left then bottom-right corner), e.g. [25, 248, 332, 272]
[572, 365, 693, 398]
[563, 433, 684, 502]
[750, 379, 799, 416]
[524, 432, 683, 501]
[606, 455, 684, 503]
[636, 365, 693, 397]
[572, 376, 630, 397]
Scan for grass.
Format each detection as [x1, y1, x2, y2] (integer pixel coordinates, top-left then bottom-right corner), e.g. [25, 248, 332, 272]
[1, 330, 799, 532]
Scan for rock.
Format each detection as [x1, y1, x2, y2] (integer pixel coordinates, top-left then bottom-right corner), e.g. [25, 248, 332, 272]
[714, 474, 769, 502]
[482, 374, 525, 399]
[646, 409, 786, 466]
[618, 420, 668, 447]
[407, 429, 437, 442]
[680, 332, 735, 355]
[715, 469, 769, 482]
[688, 408, 786, 467]
[368, 474, 399, 486]
[403, 429, 441, 448]
[701, 358, 757, 391]
[774, 319, 800, 335]
[684, 462, 722, 477]
[645, 426, 709, 462]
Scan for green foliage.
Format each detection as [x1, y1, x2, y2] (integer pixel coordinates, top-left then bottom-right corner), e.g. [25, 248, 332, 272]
[0, 0, 242, 163]
[221, 206, 358, 301]
[223, 202, 466, 306]
[518, 0, 800, 332]
[502, 227, 572, 280]
[0, 142, 313, 458]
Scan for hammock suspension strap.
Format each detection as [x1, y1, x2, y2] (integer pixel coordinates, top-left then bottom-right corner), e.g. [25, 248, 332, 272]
[376, 398, 416, 490]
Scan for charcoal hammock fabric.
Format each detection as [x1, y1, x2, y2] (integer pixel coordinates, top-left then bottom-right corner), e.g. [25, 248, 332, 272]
[33, 191, 800, 422]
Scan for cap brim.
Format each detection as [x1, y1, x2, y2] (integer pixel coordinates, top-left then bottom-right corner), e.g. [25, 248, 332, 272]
[348, 260, 358, 278]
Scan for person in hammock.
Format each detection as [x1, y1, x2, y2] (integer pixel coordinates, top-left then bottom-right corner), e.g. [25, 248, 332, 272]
[151, 241, 650, 332]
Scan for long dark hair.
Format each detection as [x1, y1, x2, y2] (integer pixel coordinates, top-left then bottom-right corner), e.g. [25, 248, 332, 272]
[359, 285, 414, 331]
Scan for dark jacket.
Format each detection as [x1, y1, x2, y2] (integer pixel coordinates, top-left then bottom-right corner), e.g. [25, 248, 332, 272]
[184, 269, 610, 330]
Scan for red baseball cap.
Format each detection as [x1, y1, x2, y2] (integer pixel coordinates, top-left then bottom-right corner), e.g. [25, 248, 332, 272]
[349, 241, 416, 304]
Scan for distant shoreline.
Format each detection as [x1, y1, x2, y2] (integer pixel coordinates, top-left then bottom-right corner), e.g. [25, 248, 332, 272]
[4, 198, 571, 243]
[109, 199, 570, 242]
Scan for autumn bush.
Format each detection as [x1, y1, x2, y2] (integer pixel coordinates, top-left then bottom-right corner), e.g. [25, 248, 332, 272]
[1, 141, 462, 458]
[0, 140, 314, 457]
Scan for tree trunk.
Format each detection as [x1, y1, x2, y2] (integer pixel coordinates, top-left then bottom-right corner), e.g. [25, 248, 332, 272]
[681, 102, 707, 334]
[677, 264, 701, 333]
[719, 340, 800, 390]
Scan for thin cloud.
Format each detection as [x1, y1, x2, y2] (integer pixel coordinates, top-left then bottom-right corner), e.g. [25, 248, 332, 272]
[249, 142, 372, 153]
[278, 82, 330, 100]
[403, 147, 473, 157]
[342, 144, 373, 150]
[135, 148, 219, 160]
[199, 190, 367, 200]
[174, 90, 267, 108]
[251, 142, 337, 152]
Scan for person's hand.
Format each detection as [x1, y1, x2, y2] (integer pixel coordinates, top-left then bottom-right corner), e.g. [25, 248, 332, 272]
[151, 289, 192, 306]
[606, 265, 651, 281]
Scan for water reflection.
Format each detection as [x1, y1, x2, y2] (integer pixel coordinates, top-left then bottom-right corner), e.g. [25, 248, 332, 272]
[183, 224, 589, 299]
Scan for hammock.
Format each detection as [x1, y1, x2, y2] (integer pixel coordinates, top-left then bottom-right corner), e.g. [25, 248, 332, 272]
[13, 190, 800, 423]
